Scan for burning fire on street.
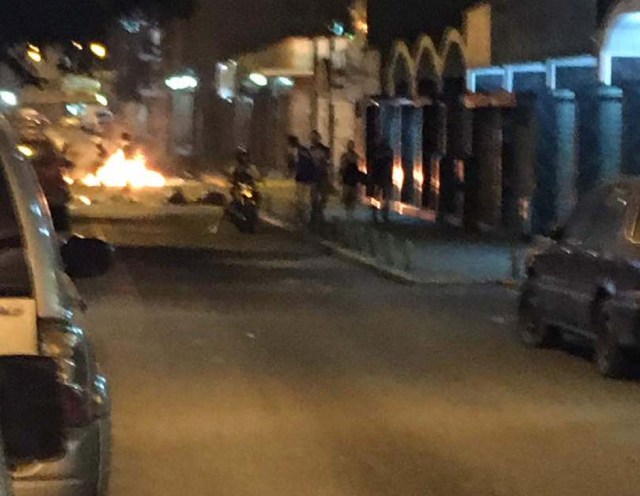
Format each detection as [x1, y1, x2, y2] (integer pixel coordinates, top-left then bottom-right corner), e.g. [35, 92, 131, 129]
[81, 149, 166, 189]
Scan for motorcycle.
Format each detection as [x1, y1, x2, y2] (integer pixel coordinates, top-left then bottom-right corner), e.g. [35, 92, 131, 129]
[227, 181, 260, 233]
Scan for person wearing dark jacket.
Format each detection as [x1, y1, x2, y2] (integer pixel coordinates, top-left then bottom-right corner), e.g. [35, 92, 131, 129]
[370, 138, 394, 222]
[287, 135, 315, 223]
[309, 130, 332, 226]
[339, 140, 363, 217]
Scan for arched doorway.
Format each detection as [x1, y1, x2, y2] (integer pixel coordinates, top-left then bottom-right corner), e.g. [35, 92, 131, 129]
[415, 38, 443, 210]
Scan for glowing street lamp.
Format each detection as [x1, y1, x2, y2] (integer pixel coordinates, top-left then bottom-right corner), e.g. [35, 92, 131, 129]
[276, 77, 294, 87]
[0, 91, 18, 107]
[90, 43, 108, 59]
[72, 41, 83, 51]
[249, 73, 268, 87]
[164, 73, 199, 91]
[27, 45, 42, 63]
[95, 93, 108, 106]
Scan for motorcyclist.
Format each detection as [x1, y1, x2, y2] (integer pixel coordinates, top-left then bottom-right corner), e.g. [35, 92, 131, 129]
[226, 147, 262, 232]
[229, 147, 261, 195]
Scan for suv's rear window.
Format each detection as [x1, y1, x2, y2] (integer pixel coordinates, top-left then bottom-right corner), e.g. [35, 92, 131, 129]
[0, 163, 31, 297]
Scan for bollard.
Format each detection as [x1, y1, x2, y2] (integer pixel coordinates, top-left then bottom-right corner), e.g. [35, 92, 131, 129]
[326, 219, 338, 242]
[401, 239, 414, 273]
[510, 240, 520, 280]
[336, 220, 348, 247]
[382, 232, 396, 266]
[355, 225, 367, 252]
[364, 225, 378, 258]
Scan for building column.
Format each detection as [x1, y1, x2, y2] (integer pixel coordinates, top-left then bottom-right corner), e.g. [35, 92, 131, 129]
[365, 103, 381, 196]
[441, 99, 472, 223]
[505, 98, 537, 234]
[532, 89, 577, 234]
[381, 102, 402, 201]
[400, 105, 422, 204]
[622, 84, 640, 175]
[421, 102, 447, 212]
[472, 107, 503, 227]
[576, 85, 622, 194]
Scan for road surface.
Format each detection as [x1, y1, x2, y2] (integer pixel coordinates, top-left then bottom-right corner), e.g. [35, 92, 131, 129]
[76, 219, 640, 496]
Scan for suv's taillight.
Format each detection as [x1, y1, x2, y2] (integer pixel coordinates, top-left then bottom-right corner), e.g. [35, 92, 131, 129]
[38, 319, 92, 428]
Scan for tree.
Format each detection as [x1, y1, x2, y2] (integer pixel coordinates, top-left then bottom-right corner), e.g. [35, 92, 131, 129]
[0, 0, 195, 84]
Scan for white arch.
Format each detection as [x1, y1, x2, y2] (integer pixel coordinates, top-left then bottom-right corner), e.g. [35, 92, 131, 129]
[440, 28, 469, 78]
[600, 0, 640, 84]
[415, 35, 441, 77]
[385, 28, 471, 98]
[386, 40, 417, 98]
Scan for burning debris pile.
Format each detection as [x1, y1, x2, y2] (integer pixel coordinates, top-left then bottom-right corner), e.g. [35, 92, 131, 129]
[81, 149, 166, 189]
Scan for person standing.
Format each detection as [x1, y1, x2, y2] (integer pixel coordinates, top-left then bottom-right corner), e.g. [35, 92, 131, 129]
[370, 137, 394, 223]
[309, 130, 332, 226]
[339, 140, 362, 218]
[287, 135, 315, 224]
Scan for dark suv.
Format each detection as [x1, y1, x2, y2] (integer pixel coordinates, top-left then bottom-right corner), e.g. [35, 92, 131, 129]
[519, 179, 640, 377]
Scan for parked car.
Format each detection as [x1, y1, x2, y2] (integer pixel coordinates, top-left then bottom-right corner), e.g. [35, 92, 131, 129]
[518, 178, 640, 377]
[0, 115, 112, 495]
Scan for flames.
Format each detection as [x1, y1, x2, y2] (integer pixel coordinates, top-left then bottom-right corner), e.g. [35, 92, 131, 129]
[81, 149, 166, 189]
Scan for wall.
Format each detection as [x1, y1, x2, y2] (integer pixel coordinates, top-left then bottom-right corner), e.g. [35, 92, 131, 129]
[464, 3, 492, 68]
[492, 0, 598, 64]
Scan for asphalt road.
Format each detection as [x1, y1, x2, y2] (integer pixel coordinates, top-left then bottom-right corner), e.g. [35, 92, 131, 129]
[75, 219, 640, 496]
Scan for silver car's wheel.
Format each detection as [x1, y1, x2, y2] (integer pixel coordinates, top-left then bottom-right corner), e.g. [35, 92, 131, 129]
[594, 310, 627, 378]
[518, 290, 556, 348]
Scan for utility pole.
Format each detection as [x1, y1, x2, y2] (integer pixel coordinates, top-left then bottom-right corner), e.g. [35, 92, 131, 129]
[312, 37, 319, 135]
[328, 34, 336, 166]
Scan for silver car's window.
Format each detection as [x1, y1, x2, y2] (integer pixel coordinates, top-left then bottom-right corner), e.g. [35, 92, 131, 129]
[0, 163, 32, 297]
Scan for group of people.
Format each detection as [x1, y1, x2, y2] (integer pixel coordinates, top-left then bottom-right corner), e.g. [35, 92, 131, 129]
[287, 131, 333, 226]
[287, 131, 395, 225]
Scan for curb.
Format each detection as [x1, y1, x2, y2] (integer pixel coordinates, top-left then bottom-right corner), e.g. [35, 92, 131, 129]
[259, 211, 416, 284]
[320, 240, 418, 285]
[260, 206, 525, 288]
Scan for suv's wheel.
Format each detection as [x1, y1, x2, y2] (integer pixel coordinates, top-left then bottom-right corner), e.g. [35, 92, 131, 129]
[518, 289, 557, 348]
[594, 307, 627, 378]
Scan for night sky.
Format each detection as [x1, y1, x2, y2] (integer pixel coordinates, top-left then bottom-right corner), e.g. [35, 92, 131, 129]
[181, 0, 487, 70]
[369, 0, 479, 47]
[183, 0, 349, 68]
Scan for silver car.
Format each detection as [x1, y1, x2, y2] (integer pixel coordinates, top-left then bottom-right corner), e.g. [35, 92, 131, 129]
[0, 115, 111, 496]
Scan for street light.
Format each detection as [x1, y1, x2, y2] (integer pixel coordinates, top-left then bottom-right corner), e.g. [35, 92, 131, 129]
[90, 43, 107, 59]
[165, 74, 199, 91]
[277, 77, 294, 87]
[27, 46, 42, 63]
[95, 93, 108, 106]
[0, 91, 18, 107]
[72, 41, 83, 51]
[249, 73, 268, 87]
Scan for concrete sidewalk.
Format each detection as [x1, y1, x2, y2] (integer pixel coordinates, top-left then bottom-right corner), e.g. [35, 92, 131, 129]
[260, 178, 528, 285]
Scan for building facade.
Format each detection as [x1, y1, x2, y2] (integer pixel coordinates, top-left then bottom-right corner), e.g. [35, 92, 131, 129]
[375, 0, 640, 234]
[190, 0, 379, 173]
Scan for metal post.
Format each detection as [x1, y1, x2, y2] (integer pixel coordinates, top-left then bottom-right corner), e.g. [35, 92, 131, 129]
[329, 35, 336, 165]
